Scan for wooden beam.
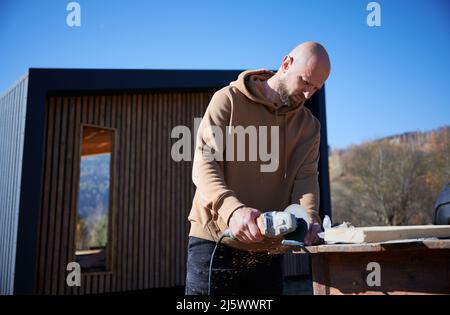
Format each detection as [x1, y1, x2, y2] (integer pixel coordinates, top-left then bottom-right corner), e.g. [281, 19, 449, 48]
[324, 225, 450, 244]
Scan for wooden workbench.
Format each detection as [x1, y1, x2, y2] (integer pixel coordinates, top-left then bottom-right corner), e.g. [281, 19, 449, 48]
[294, 239, 450, 295]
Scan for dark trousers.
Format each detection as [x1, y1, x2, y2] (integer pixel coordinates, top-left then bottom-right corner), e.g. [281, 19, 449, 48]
[185, 236, 283, 295]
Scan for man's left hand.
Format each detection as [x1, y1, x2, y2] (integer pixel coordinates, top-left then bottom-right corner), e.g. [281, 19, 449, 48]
[304, 219, 323, 246]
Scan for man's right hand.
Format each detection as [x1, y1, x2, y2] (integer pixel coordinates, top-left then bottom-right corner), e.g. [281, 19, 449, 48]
[228, 207, 264, 243]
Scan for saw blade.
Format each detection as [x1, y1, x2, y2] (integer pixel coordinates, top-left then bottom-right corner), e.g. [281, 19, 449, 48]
[284, 204, 310, 230]
[283, 204, 310, 243]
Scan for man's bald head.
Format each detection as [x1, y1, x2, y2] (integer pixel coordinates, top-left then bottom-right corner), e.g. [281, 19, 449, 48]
[287, 42, 331, 83]
[271, 41, 331, 107]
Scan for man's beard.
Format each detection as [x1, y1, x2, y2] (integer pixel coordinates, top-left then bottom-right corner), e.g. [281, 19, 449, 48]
[278, 80, 302, 108]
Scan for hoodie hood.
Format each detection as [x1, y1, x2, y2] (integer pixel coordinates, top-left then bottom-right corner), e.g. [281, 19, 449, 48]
[229, 69, 305, 114]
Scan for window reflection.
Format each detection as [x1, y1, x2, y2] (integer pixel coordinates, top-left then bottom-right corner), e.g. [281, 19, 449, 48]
[76, 126, 113, 272]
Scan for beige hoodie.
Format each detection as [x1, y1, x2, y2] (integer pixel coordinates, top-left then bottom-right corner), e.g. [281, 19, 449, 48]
[188, 69, 321, 252]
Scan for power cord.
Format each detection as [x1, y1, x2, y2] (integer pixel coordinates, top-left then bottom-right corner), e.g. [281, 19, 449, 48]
[208, 234, 226, 295]
[207, 232, 309, 294]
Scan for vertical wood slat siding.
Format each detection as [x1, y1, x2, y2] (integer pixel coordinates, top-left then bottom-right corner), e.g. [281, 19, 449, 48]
[283, 253, 310, 277]
[0, 76, 28, 295]
[36, 91, 213, 294]
[35, 90, 311, 294]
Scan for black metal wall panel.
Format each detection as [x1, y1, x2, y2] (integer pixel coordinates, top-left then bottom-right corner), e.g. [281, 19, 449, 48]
[0, 74, 28, 295]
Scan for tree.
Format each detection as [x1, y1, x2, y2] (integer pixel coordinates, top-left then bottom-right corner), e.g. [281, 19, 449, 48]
[330, 134, 445, 226]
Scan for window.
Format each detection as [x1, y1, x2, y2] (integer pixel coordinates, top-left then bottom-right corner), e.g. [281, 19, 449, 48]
[75, 125, 114, 272]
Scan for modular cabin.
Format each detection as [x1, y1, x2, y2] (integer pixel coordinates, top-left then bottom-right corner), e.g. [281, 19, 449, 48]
[0, 69, 331, 295]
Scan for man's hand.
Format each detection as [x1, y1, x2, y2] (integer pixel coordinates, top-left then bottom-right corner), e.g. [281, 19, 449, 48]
[304, 218, 323, 246]
[228, 207, 264, 243]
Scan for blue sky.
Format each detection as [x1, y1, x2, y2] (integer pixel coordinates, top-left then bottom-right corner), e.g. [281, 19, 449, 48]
[1, 0, 449, 148]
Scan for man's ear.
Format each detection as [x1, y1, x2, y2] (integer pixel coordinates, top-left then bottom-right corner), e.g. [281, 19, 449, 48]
[281, 55, 293, 72]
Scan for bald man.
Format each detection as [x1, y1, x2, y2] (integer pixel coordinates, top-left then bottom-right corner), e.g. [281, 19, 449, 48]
[186, 42, 331, 295]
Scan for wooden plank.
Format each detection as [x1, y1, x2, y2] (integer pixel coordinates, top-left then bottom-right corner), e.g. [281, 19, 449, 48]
[174, 93, 181, 285]
[94, 95, 100, 124]
[109, 94, 118, 288]
[137, 93, 144, 290]
[178, 92, 186, 285]
[182, 92, 190, 285]
[92, 273, 98, 294]
[130, 94, 138, 290]
[84, 275, 91, 295]
[45, 96, 62, 294]
[99, 95, 106, 126]
[52, 96, 69, 294]
[125, 94, 132, 291]
[150, 93, 157, 288]
[143, 93, 150, 289]
[98, 99, 112, 276]
[325, 225, 450, 244]
[98, 274, 104, 294]
[59, 96, 76, 294]
[297, 239, 450, 254]
[163, 93, 169, 287]
[87, 95, 94, 124]
[69, 96, 83, 295]
[137, 93, 143, 290]
[170, 93, 177, 287]
[119, 93, 127, 292]
[105, 274, 111, 293]
[36, 96, 55, 294]
[113, 94, 123, 292]
[156, 94, 163, 287]
[116, 95, 123, 290]
[167, 93, 173, 287]
[105, 95, 111, 126]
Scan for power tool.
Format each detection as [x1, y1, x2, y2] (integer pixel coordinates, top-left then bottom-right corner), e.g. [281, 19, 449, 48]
[222, 203, 311, 247]
[208, 204, 311, 294]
